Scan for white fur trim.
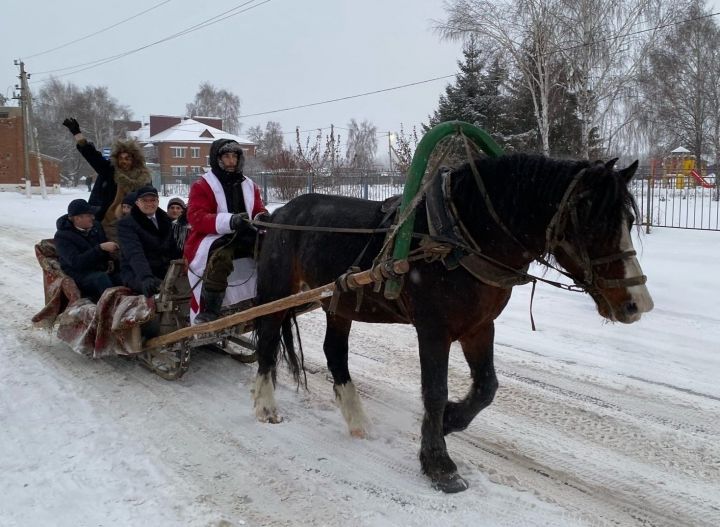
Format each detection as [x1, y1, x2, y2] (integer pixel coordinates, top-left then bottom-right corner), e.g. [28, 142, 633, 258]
[215, 212, 234, 234]
[188, 171, 259, 324]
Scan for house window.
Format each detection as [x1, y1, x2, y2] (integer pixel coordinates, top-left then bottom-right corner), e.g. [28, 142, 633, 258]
[170, 147, 187, 158]
[190, 166, 204, 175]
[171, 166, 187, 177]
[190, 147, 200, 159]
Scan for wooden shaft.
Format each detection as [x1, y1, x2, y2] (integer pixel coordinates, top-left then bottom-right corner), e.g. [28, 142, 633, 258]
[142, 260, 410, 351]
[143, 282, 336, 350]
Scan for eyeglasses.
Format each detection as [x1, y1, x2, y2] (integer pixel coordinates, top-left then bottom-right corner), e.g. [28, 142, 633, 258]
[138, 197, 159, 204]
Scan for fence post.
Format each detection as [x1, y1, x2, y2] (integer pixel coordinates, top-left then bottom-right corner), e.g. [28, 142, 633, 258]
[645, 176, 653, 234]
[262, 173, 268, 203]
[307, 172, 314, 194]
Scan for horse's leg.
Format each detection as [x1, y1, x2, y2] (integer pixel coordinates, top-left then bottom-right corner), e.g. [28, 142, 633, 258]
[443, 322, 498, 436]
[324, 313, 371, 438]
[252, 311, 285, 424]
[416, 326, 468, 493]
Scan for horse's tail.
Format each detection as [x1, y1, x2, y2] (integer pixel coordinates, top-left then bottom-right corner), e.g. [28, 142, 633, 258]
[279, 309, 307, 389]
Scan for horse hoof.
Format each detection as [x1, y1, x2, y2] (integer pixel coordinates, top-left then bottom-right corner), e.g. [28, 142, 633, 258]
[350, 428, 366, 439]
[431, 473, 469, 493]
[256, 408, 283, 424]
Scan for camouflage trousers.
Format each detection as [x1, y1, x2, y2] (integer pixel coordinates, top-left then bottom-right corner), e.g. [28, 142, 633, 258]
[203, 233, 256, 293]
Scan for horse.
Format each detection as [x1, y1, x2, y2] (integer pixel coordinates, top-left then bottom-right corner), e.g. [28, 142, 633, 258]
[251, 153, 654, 493]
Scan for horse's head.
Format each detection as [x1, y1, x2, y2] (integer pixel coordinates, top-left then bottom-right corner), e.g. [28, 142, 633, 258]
[547, 159, 654, 323]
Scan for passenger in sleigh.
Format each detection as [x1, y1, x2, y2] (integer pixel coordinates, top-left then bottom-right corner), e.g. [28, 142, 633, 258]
[62, 117, 152, 242]
[54, 198, 121, 303]
[117, 186, 182, 300]
[167, 196, 190, 252]
[184, 139, 270, 324]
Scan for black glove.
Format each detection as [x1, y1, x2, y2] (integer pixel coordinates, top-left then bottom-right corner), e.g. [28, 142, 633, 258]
[254, 212, 271, 224]
[141, 276, 162, 297]
[230, 212, 249, 231]
[62, 118, 81, 135]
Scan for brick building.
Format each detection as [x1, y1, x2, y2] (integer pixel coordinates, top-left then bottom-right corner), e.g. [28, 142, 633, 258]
[0, 106, 61, 189]
[124, 115, 255, 188]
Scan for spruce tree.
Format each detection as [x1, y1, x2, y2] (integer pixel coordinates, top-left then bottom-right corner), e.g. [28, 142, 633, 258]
[425, 36, 507, 135]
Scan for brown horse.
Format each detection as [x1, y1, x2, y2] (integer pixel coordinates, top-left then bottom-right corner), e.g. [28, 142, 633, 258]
[251, 154, 653, 493]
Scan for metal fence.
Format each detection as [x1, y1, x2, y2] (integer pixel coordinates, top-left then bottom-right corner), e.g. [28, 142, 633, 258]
[156, 166, 720, 232]
[157, 169, 408, 204]
[630, 168, 720, 231]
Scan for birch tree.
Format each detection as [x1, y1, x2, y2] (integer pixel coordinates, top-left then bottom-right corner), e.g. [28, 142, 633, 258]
[554, 0, 671, 157]
[436, 0, 563, 155]
[186, 82, 241, 134]
[345, 119, 378, 170]
[638, 1, 717, 167]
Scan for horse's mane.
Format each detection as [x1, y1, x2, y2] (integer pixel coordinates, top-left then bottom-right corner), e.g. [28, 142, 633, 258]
[452, 153, 638, 242]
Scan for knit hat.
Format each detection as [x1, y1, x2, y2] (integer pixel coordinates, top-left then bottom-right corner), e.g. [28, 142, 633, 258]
[167, 197, 187, 210]
[122, 191, 137, 206]
[67, 198, 93, 216]
[135, 185, 159, 199]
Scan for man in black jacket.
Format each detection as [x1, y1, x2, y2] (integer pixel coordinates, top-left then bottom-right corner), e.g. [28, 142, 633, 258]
[117, 186, 182, 298]
[54, 199, 120, 302]
[62, 117, 151, 242]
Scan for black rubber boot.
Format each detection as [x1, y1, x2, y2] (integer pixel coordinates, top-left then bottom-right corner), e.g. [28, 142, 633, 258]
[194, 289, 225, 324]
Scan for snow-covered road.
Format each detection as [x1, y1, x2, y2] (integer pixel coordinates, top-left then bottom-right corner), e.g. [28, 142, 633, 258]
[1, 190, 718, 527]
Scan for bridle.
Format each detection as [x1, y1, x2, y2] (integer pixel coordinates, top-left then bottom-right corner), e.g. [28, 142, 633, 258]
[456, 134, 646, 298]
[541, 167, 647, 295]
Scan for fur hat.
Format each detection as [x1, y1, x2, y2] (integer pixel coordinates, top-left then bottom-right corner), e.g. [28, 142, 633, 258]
[122, 191, 137, 206]
[210, 138, 245, 175]
[167, 197, 187, 210]
[135, 185, 159, 199]
[67, 198, 93, 216]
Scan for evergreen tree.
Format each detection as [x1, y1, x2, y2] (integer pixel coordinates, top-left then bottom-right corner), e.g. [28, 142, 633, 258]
[425, 36, 507, 135]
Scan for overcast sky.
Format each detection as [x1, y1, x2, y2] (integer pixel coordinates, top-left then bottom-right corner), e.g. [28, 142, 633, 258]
[3, 0, 720, 147]
[1, 0, 464, 145]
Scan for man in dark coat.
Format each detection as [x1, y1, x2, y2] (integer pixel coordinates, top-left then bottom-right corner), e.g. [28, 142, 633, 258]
[117, 186, 182, 297]
[62, 117, 151, 242]
[54, 198, 120, 302]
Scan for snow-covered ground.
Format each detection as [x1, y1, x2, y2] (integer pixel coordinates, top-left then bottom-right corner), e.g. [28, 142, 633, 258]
[1, 188, 718, 527]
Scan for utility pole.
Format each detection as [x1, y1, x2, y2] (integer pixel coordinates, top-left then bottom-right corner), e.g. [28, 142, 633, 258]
[14, 60, 48, 199]
[387, 131, 393, 172]
[13, 60, 32, 198]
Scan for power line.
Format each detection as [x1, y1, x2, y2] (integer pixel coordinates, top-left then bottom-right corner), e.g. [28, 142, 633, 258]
[32, 0, 270, 80]
[239, 10, 720, 120]
[22, 0, 174, 60]
[238, 74, 456, 119]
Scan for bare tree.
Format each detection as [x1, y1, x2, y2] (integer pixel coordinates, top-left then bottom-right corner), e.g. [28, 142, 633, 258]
[34, 77, 131, 185]
[247, 121, 290, 170]
[705, 16, 720, 189]
[295, 126, 342, 176]
[0, 93, 7, 106]
[554, 0, 671, 158]
[345, 119, 378, 169]
[638, 0, 717, 168]
[186, 82, 241, 134]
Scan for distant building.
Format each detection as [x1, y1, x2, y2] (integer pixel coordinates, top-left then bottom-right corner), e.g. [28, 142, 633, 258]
[120, 115, 256, 191]
[0, 106, 61, 189]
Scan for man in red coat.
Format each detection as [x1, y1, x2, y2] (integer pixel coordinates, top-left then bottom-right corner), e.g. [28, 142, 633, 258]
[183, 139, 269, 324]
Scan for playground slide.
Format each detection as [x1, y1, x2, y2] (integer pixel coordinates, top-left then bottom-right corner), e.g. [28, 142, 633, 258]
[690, 170, 714, 188]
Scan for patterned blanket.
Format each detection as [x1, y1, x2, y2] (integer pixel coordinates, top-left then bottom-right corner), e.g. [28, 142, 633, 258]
[32, 239, 155, 357]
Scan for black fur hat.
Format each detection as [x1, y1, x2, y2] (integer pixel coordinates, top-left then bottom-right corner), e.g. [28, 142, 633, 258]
[210, 138, 245, 175]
